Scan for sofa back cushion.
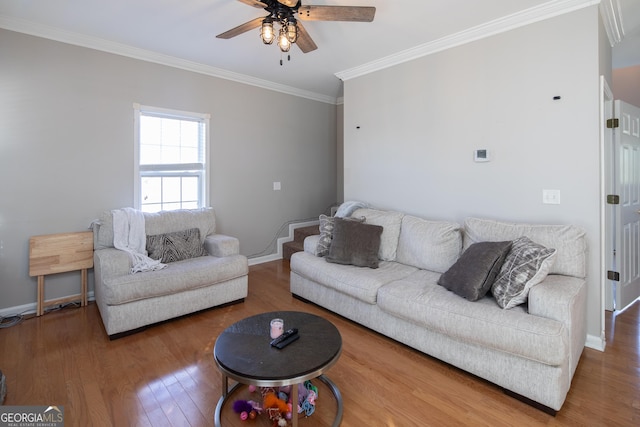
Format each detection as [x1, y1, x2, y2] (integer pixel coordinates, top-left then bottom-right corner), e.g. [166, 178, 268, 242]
[144, 208, 216, 242]
[395, 215, 463, 273]
[352, 208, 404, 261]
[463, 217, 587, 278]
[94, 208, 216, 250]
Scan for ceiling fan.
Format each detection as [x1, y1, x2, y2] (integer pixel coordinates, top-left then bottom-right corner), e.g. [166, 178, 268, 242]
[216, 0, 376, 55]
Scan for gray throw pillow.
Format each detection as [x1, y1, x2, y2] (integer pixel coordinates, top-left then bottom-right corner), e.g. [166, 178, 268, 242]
[492, 236, 557, 309]
[438, 241, 512, 301]
[146, 228, 207, 263]
[326, 218, 383, 269]
[315, 214, 365, 257]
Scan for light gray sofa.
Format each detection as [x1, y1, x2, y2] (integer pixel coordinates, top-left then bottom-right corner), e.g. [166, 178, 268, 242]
[290, 208, 587, 412]
[93, 208, 248, 338]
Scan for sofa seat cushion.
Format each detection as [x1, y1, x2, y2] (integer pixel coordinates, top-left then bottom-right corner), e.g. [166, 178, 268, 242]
[290, 252, 417, 304]
[101, 254, 248, 305]
[377, 270, 567, 365]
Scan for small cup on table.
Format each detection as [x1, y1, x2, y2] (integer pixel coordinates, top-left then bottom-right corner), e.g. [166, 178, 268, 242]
[270, 318, 284, 339]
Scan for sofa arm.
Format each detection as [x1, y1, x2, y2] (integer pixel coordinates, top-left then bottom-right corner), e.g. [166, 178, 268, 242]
[93, 248, 132, 279]
[528, 274, 587, 376]
[304, 235, 321, 255]
[205, 234, 239, 257]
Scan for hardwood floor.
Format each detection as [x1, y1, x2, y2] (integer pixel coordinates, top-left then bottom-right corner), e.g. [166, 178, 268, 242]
[1, 260, 638, 426]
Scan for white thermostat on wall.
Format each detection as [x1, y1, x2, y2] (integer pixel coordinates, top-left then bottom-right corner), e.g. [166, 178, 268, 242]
[474, 149, 491, 162]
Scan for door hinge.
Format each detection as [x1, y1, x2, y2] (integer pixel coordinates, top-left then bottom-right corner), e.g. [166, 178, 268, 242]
[606, 118, 619, 128]
[607, 271, 620, 281]
[607, 194, 620, 204]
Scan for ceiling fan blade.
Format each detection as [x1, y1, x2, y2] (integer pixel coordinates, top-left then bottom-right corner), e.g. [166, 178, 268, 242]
[277, 0, 299, 7]
[237, 0, 267, 8]
[298, 5, 376, 22]
[216, 17, 264, 39]
[295, 22, 317, 53]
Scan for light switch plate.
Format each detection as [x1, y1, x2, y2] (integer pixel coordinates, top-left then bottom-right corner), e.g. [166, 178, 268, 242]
[542, 189, 561, 204]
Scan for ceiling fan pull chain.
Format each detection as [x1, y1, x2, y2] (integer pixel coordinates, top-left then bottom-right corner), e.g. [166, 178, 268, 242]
[279, 50, 292, 66]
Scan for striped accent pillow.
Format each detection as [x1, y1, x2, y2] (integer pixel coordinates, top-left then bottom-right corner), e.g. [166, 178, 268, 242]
[491, 236, 556, 309]
[147, 228, 207, 263]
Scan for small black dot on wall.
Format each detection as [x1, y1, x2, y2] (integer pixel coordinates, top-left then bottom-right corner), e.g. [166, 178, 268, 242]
[553, 96, 561, 100]
[356, 126, 360, 129]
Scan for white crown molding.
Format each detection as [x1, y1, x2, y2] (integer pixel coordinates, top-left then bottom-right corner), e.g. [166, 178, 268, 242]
[0, 14, 338, 105]
[599, 0, 624, 46]
[336, 0, 600, 82]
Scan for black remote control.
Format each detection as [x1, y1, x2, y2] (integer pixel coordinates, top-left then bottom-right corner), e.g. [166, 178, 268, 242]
[270, 328, 298, 348]
[274, 333, 299, 349]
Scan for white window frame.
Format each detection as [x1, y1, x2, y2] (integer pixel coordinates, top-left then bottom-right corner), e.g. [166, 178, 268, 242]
[133, 103, 210, 211]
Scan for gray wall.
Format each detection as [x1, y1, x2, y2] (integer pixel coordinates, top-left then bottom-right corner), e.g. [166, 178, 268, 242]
[342, 7, 607, 344]
[0, 29, 337, 311]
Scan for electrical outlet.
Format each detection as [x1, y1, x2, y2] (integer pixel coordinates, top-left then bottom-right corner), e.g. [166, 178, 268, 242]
[273, 182, 281, 191]
[542, 189, 561, 204]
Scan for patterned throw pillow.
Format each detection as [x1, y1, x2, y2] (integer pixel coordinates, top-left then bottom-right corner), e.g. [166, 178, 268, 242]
[491, 236, 557, 309]
[315, 214, 335, 257]
[146, 228, 207, 263]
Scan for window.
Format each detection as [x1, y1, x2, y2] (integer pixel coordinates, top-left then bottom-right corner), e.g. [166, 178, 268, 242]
[134, 104, 210, 213]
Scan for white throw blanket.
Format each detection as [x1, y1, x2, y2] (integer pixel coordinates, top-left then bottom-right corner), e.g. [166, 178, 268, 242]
[112, 208, 166, 274]
[335, 200, 369, 218]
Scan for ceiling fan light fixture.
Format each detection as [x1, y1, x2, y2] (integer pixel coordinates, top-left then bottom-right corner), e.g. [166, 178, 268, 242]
[277, 27, 291, 52]
[218, 2, 376, 57]
[285, 20, 298, 43]
[260, 19, 275, 45]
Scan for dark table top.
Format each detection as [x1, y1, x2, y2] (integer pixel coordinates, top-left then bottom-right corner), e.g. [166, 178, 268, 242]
[214, 311, 342, 385]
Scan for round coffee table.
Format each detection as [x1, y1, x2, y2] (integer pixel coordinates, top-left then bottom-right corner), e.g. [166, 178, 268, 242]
[213, 311, 343, 427]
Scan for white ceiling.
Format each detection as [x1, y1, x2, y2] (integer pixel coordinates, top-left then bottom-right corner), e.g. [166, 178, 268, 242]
[1, 0, 638, 102]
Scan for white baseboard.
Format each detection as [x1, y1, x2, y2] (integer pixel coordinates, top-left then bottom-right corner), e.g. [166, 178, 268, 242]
[0, 301, 36, 318]
[0, 292, 96, 319]
[248, 253, 283, 265]
[585, 334, 606, 352]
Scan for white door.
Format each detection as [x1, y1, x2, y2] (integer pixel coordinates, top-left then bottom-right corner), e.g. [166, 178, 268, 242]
[613, 100, 640, 311]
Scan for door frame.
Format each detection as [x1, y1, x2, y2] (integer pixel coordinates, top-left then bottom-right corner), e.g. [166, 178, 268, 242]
[601, 75, 614, 348]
